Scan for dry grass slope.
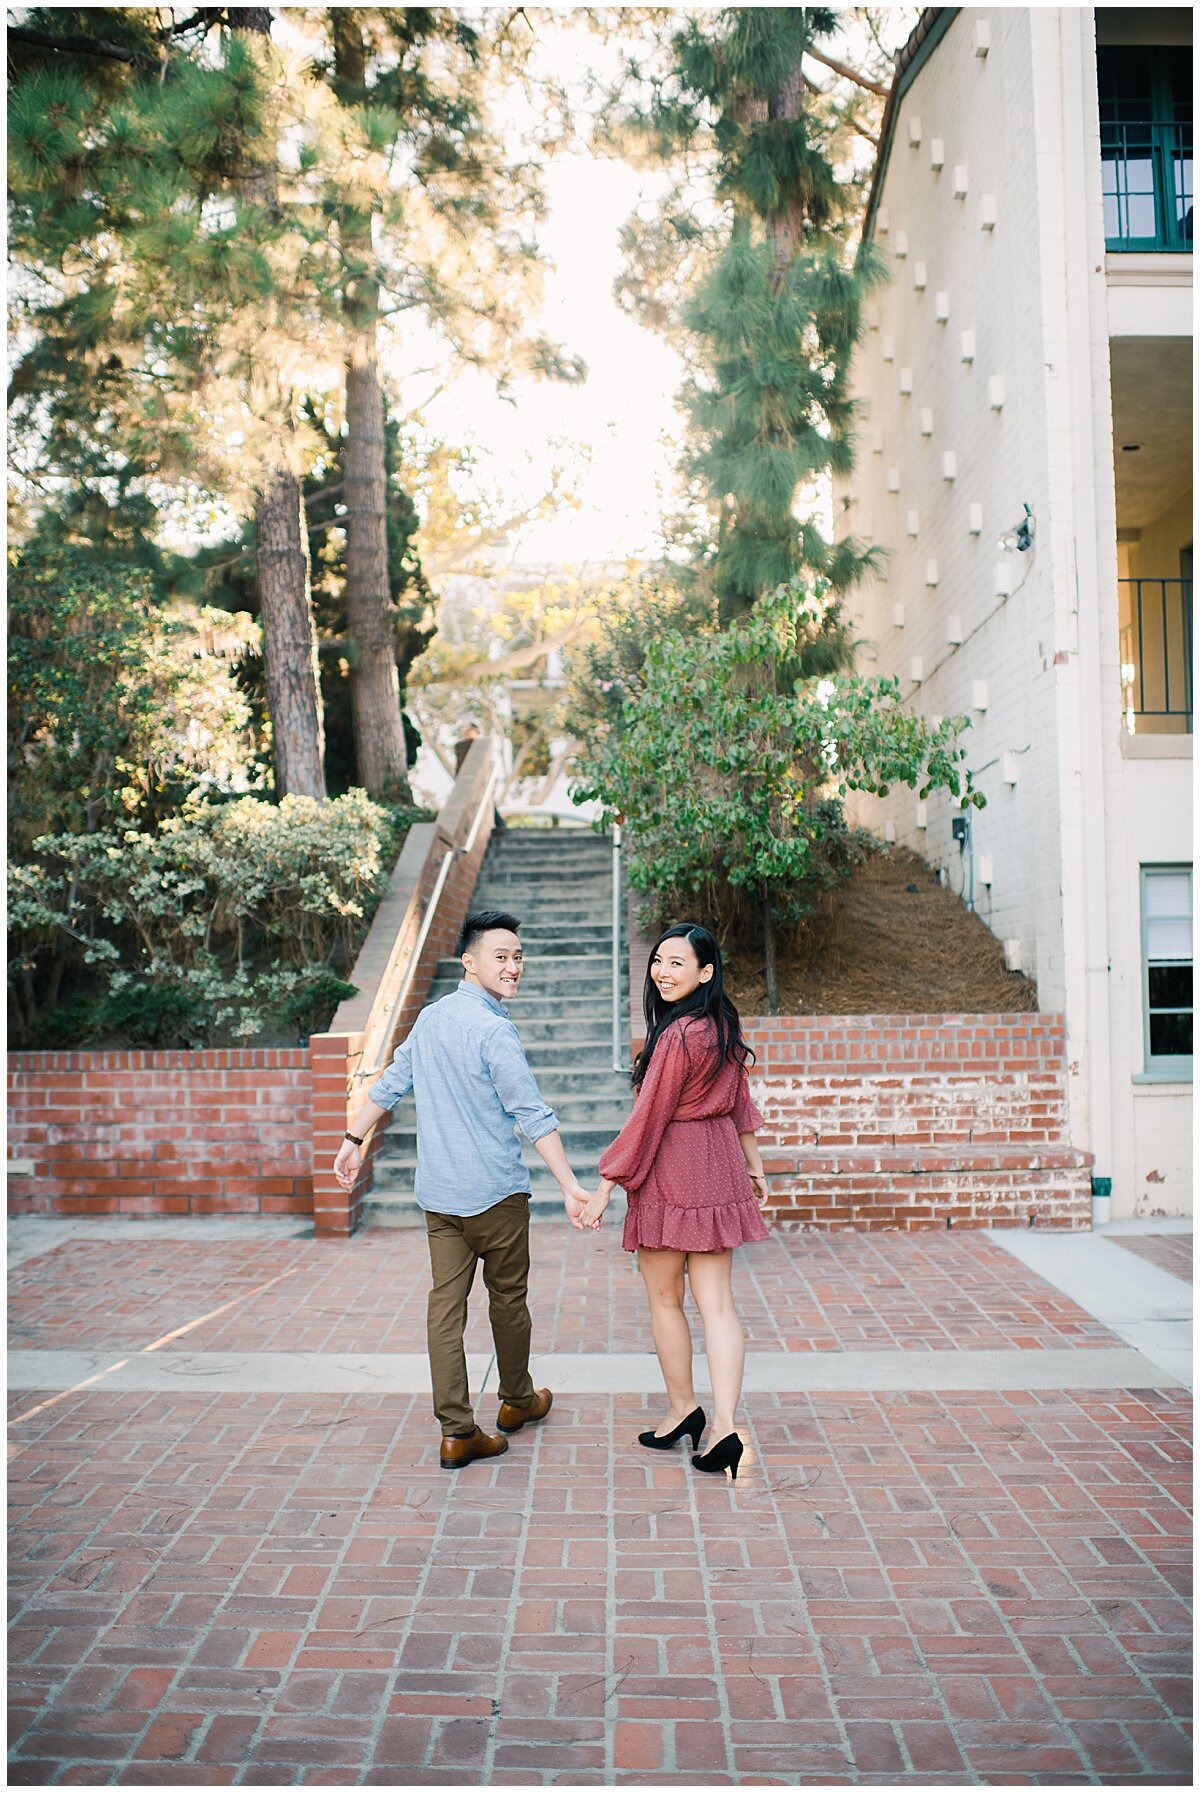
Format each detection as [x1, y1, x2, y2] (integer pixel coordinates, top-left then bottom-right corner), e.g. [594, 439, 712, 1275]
[725, 844, 1040, 1016]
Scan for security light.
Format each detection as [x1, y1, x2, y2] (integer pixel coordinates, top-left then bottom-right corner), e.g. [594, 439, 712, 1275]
[997, 502, 1036, 552]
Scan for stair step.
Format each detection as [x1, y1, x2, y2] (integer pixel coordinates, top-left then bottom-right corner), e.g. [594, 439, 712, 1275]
[480, 835, 609, 849]
[363, 1190, 604, 1227]
[364, 826, 635, 1228]
[377, 1122, 620, 1157]
[380, 1103, 626, 1129]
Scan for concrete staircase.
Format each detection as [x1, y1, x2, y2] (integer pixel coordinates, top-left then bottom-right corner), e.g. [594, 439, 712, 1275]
[363, 827, 633, 1225]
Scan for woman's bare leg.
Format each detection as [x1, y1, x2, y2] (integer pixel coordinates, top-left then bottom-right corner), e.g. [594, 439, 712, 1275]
[686, 1250, 744, 1439]
[637, 1248, 696, 1430]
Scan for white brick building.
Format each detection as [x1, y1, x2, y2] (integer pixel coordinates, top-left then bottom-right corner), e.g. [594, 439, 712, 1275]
[838, 7, 1192, 1217]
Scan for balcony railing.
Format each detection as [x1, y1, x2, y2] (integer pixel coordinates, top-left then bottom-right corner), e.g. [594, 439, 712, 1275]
[1102, 119, 1193, 251]
[1119, 578, 1193, 734]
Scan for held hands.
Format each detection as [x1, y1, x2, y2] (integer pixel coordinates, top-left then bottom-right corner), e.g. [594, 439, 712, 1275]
[562, 1183, 591, 1230]
[578, 1183, 613, 1231]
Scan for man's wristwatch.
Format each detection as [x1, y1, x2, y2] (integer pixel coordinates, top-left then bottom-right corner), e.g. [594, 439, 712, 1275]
[344, 1131, 365, 1146]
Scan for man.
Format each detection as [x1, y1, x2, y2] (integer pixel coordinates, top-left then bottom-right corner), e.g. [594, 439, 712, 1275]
[334, 911, 591, 1470]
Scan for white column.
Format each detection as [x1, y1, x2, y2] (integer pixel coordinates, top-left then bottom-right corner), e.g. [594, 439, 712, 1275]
[1041, 6, 1119, 1199]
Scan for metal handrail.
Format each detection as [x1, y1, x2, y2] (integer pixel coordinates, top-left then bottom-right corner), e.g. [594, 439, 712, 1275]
[1118, 577, 1193, 732]
[611, 823, 623, 1072]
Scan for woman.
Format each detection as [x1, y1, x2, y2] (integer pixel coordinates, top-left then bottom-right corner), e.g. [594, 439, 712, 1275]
[579, 923, 770, 1480]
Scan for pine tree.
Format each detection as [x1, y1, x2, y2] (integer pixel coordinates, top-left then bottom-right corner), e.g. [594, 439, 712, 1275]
[594, 8, 898, 1005]
[317, 6, 583, 803]
[328, 7, 412, 802]
[611, 7, 889, 624]
[232, 7, 326, 802]
[7, 7, 331, 798]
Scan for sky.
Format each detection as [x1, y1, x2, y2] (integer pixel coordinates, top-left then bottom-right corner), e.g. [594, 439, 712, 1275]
[390, 5, 916, 569]
[414, 147, 687, 565]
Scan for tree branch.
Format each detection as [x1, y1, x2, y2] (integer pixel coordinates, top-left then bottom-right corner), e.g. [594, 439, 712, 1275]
[418, 619, 588, 687]
[803, 44, 891, 99]
[6, 24, 161, 69]
[161, 8, 227, 38]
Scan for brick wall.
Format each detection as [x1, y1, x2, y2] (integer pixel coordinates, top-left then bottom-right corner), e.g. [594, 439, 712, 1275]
[744, 1015, 1091, 1231]
[625, 897, 1091, 1230]
[7, 1049, 311, 1218]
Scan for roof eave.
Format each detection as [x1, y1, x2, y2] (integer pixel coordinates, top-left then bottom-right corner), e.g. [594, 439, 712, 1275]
[863, 8, 961, 241]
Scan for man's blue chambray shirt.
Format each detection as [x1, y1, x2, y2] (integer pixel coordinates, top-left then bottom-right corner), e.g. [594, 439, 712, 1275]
[368, 980, 559, 1217]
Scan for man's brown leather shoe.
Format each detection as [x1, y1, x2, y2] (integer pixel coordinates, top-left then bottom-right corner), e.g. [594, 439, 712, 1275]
[439, 1427, 509, 1471]
[496, 1387, 553, 1433]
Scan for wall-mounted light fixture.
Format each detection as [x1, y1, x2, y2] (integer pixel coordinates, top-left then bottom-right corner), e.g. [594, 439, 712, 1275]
[998, 502, 1036, 552]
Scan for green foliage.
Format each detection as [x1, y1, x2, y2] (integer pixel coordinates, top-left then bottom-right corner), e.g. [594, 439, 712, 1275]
[572, 580, 984, 941]
[7, 544, 261, 853]
[563, 578, 716, 748]
[9, 791, 425, 1048]
[608, 8, 890, 622]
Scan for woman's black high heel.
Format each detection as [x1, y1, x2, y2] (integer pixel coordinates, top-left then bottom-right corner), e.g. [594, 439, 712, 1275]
[638, 1406, 706, 1451]
[691, 1431, 743, 1480]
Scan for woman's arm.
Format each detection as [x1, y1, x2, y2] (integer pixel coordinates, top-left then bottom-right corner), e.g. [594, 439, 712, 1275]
[596, 1026, 689, 1194]
[738, 1130, 769, 1206]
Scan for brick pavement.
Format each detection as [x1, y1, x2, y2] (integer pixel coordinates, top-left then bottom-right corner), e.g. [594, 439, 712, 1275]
[9, 1225, 1121, 1358]
[7, 1221, 1193, 1787]
[1108, 1235, 1193, 1285]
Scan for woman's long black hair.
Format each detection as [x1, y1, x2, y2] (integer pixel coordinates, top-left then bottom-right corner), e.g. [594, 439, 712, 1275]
[631, 923, 754, 1089]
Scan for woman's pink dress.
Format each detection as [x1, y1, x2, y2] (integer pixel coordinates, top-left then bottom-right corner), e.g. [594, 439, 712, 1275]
[599, 1015, 771, 1253]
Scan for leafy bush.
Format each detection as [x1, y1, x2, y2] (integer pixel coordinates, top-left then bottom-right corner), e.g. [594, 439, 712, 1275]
[9, 791, 423, 1047]
[570, 579, 985, 1010]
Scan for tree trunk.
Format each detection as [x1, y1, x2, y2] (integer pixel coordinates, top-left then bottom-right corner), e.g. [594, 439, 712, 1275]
[344, 347, 412, 801]
[235, 6, 327, 800]
[258, 470, 326, 798]
[332, 8, 414, 804]
[761, 880, 781, 1016]
[766, 62, 806, 279]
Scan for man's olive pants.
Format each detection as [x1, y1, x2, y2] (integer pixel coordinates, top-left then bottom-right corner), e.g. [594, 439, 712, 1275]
[424, 1192, 537, 1437]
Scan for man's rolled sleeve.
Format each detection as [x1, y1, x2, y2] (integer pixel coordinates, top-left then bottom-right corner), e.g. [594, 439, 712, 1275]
[483, 1024, 559, 1143]
[368, 1034, 414, 1111]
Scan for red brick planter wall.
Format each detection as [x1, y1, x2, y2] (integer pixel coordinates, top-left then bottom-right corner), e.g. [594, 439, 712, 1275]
[625, 900, 1091, 1230]
[743, 1015, 1092, 1231]
[7, 1049, 311, 1218]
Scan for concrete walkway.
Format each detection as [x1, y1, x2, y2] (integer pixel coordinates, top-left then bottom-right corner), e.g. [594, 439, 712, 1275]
[7, 1216, 1192, 1786]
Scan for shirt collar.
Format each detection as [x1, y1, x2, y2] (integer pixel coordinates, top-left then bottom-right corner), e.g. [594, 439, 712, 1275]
[457, 977, 509, 1018]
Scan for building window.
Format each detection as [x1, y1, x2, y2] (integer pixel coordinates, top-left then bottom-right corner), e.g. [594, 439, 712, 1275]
[1141, 866, 1193, 1073]
[1098, 45, 1192, 251]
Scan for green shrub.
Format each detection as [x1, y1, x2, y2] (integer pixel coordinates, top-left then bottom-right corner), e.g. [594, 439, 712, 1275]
[9, 791, 425, 1047]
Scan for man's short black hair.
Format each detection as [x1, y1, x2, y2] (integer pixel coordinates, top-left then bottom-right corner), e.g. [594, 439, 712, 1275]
[457, 910, 521, 958]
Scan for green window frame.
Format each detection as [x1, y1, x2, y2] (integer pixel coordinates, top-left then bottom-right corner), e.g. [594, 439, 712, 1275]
[1098, 44, 1192, 252]
[1140, 865, 1193, 1079]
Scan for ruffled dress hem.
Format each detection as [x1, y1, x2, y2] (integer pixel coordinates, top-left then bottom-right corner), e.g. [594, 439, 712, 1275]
[621, 1192, 770, 1254]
